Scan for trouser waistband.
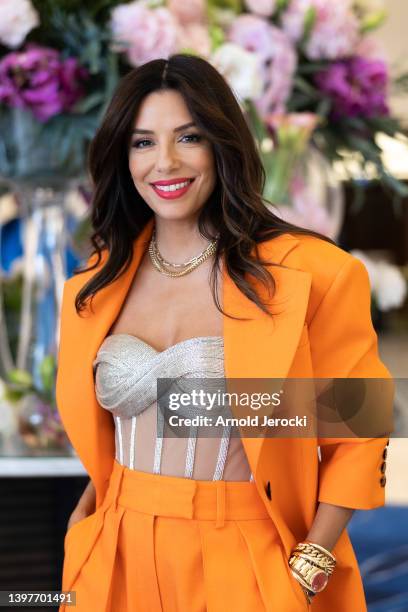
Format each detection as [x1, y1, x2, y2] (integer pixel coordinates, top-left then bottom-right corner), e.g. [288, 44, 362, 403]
[103, 460, 270, 528]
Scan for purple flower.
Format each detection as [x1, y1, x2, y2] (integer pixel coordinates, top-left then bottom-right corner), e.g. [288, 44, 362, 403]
[0, 43, 89, 122]
[315, 56, 389, 120]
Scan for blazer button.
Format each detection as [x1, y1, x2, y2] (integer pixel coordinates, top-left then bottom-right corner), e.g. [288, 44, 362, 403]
[382, 448, 388, 460]
[386, 440, 390, 447]
[380, 461, 386, 474]
[380, 475, 386, 487]
[265, 481, 272, 500]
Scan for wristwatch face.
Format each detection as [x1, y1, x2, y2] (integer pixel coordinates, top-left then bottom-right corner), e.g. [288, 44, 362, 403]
[311, 570, 328, 592]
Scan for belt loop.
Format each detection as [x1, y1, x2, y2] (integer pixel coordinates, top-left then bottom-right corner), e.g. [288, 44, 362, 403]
[189, 480, 198, 520]
[215, 480, 226, 529]
[113, 464, 125, 512]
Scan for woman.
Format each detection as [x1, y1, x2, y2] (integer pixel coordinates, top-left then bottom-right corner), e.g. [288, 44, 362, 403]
[57, 54, 393, 612]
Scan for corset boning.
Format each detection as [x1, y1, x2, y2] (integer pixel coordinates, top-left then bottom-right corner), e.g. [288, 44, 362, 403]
[92, 334, 253, 481]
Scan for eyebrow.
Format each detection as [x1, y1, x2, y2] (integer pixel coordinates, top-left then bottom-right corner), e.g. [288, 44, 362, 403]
[132, 121, 196, 135]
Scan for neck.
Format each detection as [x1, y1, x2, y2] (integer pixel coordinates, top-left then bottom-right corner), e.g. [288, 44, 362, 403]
[153, 216, 216, 263]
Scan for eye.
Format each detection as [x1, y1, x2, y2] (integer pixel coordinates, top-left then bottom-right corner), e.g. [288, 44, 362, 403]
[181, 133, 202, 143]
[132, 138, 152, 149]
[131, 133, 202, 149]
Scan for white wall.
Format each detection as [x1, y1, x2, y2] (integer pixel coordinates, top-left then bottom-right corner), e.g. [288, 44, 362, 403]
[373, 0, 408, 123]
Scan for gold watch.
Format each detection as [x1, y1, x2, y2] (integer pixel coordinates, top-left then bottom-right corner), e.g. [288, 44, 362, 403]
[288, 541, 336, 599]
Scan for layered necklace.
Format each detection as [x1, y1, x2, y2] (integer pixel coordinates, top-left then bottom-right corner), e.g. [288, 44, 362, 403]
[148, 228, 219, 277]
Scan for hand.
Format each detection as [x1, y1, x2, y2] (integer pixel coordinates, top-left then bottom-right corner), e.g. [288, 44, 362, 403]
[67, 505, 90, 532]
[301, 587, 315, 605]
[66, 480, 96, 533]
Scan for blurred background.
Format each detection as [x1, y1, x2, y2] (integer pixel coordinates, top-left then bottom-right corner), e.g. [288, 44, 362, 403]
[0, 1, 407, 610]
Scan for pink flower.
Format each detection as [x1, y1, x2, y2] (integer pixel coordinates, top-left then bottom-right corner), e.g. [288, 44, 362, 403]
[244, 0, 276, 18]
[267, 112, 319, 150]
[110, 2, 179, 66]
[177, 24, 211, 58]
[355, 35, 387, 61]
[280, 0, 310, 41]
[167, 0, 207, 25]
[228, 15, 296, 116]
[281, 0, 360, 60]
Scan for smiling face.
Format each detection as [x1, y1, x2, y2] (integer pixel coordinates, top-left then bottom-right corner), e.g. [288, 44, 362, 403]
[128, 89, 217, 222]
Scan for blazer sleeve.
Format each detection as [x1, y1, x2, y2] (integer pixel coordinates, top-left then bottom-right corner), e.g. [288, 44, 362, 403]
[307, 254, 395, 510]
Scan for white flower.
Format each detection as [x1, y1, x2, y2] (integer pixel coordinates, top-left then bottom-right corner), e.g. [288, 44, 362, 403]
[0, 0, 39, 48]
[375, 262, 407, 311]
[351, 250, 407, 312]
[350, 250, 379, 288]
[228, 15, 297, 116]
[210, 42, 263, 102]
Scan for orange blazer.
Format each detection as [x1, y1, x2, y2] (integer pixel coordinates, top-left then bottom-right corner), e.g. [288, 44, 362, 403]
[56, 217, 394, 611]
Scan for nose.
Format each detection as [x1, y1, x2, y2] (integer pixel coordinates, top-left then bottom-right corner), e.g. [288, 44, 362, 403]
[155, 140, 181, 174]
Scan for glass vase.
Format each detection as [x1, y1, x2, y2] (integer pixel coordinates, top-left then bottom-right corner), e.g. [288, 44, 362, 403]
[0, 181, 84, 452]
[268, 145, 346, 241]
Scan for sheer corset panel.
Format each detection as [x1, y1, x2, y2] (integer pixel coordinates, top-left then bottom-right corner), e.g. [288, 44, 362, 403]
[92, 334, 254, 482]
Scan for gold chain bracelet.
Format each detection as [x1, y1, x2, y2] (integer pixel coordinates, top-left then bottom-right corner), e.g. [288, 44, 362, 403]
[288, 541, 337, 596]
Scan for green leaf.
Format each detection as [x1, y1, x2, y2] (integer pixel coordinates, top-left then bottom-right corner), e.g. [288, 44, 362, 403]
[345, 117, 369, 132]
[379, 171, 408, 198]
[367, 116, 402, 137]
[302, 7, 317, 42]
[315, 97, 332, 118]
[207, 0, 242, 13]
[244, 100, 269, 144]
[39, 355, 57, 393]
[209, 25, 225, 51]
[72, 91, 106, 114]
[344, 134, 383, 159]
[286, 93, 315, 112]
[276, 0, 290, 10]
[297, 62, 329, 75]
[293, 76, 322, 99]
[360, 10, 387, 33]
[7, 369, 33, 387]
[393, 73, 408, 93]
[3, 387, 25, 404]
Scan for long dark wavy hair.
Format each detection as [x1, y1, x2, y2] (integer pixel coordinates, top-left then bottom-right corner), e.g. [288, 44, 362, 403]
[75, 53, 336, 319]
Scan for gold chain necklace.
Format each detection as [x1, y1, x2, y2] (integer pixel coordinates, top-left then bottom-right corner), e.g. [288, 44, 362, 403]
[148, 229, 218, 277]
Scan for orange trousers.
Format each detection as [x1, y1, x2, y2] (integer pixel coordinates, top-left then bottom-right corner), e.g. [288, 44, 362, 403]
[60, 460, 310, 612]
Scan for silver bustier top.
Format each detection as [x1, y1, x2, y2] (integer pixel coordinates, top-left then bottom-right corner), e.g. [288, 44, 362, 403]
[92, 334, 253, 482]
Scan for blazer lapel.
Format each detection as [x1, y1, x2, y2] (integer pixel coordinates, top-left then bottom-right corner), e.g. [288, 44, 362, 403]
[58, 218, 311, 502]
[222, 239, 312, 476]
[57, 218, 155, 503]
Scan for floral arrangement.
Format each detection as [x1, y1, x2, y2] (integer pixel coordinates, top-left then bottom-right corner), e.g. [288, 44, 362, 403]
[0, 0, 406, 194]
[1, 0, 407, 452]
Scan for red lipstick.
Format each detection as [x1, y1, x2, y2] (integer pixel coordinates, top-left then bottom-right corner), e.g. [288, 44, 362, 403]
[150, 178, 195, 200]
